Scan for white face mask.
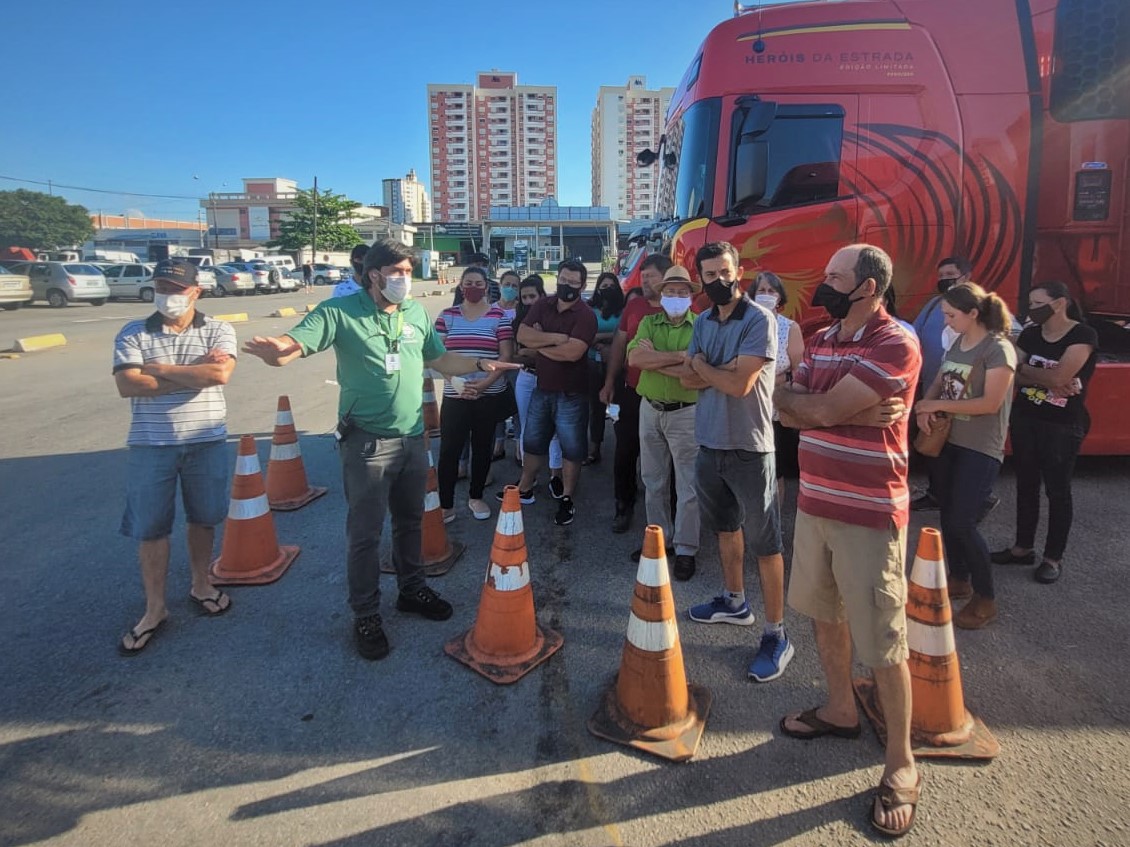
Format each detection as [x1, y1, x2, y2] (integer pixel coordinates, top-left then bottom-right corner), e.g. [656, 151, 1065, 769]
[661, 295, 692, 318]
[381, 274, 411, 304]
[155, 292, 192, 319]
[941, 325, 959, 352]
[755, 292, 780, 311]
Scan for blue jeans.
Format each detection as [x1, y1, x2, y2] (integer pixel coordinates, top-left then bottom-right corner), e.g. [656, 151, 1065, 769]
[120, 440, 229, 541]
[522, 388, 588, 464]
[515, 369, 561, 468]
[935, 443, 1001, 598]
[340, 430, 428, 618]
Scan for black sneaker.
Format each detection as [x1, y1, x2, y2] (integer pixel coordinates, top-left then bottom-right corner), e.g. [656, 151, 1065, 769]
[554, 496, 576, 526]
[548, 476, 565, 500]
[496, 485, 535, 505]
[1034, 560, 1062, 584]
[612, 501, 633, 534]
[396, 586, 453, 621]
[354, 614, 390, 660]
[673, 555, 697, 581]
[910, 492, 939, 511]
[991, 548, 1035, 565]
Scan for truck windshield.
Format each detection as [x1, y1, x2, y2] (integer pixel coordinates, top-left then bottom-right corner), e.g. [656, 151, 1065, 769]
[658, 97, 720, 223]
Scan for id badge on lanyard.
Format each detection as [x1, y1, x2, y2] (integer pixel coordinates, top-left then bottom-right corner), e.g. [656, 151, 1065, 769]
[377, 310, 405, 373]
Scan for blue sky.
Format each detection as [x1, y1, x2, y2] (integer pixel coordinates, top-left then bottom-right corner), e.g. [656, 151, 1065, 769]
[1, 0, 740, 222]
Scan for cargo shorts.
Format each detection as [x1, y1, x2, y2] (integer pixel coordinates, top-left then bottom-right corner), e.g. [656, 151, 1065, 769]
[788, 509, 909, 668]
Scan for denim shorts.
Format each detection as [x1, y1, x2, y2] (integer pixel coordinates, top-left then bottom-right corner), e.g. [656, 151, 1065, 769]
[695, 447, 782, 555]
[522, 388, 588, 463]
[120, 440, 230, 541]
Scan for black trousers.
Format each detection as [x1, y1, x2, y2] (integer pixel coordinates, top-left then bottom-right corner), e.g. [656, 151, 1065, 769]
[1010, 414, 1086, 561]
[438, 394, 502, 507]
[588, 359, 608, 450]
[613, 383, 642, 507]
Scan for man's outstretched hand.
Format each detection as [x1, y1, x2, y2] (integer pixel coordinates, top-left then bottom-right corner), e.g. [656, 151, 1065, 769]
[242, 336, 301, 366]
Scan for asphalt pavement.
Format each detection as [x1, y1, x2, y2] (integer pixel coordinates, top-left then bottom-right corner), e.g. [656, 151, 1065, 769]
[1, 286, 1128, 846]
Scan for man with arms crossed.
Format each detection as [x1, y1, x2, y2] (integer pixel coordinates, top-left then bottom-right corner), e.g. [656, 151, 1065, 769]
[680, 242, 792, 683]
[775, 244, 921, 838]
[114, 259, 237, 655]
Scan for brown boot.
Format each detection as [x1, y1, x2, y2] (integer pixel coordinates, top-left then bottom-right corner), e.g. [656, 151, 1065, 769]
[947, 577, 973, 600]
[954, 594, 998, 629]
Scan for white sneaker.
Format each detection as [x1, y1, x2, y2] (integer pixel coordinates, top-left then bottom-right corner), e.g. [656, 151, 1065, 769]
[468, 499, 491, 521]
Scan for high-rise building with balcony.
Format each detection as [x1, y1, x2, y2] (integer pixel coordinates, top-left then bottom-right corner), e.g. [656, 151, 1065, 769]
[428, 71, 557, 222]
[591, 76, 674, 221]
[382, 169, 432, 224]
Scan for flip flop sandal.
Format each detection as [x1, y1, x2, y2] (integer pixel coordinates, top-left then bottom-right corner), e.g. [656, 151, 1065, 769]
[119, 619, 167, 656]
[190, 590, 232, 616]
[870, 773, 922, 838]
[779, 707, 862, 740]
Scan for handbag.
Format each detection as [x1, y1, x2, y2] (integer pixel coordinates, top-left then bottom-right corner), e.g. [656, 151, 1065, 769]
[913, 337, 991, 457]
[913, 413, 952, 457]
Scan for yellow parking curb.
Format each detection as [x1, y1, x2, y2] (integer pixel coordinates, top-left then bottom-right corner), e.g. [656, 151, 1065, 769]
[306, 303, 318, 312]
[13, 333, 67, 353]
[270, 307, 298, 318]
[214, 313, 249, 323]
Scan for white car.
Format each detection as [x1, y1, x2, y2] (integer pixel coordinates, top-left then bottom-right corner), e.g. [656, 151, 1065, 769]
[101, 263, 157, 301]
[8, 261, 111, 307]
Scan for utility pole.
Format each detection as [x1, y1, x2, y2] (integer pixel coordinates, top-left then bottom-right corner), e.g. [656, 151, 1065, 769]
[312, 176, 318, 265]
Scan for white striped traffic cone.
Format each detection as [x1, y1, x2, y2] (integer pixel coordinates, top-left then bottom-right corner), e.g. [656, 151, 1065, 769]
[265, 395, 327, 510]
[210, 435, 300, 586]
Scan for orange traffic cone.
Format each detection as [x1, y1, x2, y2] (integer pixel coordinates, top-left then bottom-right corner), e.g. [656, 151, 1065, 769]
[380, 441, 464, 577]
[265, 395, 327, 511]
[588, 525, 711, 762]
[422, 374, 441, 439]
[445, 486, 563, 684]
[853, 527, 1000, 759]
[210, 435, 300, 586]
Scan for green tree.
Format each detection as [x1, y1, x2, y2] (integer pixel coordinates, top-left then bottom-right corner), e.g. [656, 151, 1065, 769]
[268, 187, 364, 252]
[0, 189, 95, 250]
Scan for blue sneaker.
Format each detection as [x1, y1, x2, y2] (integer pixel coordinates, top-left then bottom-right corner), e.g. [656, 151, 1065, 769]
[688, 596, 755, 625]
[748, 631, 795, 682]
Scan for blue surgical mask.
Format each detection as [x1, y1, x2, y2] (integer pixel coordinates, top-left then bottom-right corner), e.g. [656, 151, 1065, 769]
[661, 295, 692, 318]
[500, 285, 518, 301]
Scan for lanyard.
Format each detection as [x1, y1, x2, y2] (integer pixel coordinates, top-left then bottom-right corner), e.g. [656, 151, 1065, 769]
[373, 308, 404, 351]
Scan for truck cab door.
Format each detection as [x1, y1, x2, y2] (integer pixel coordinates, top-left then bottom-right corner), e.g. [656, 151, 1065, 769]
[706, 94, 859, 325]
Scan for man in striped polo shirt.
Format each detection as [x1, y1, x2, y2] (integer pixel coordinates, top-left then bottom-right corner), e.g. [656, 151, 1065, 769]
[113, 259, 238, 655]
[774, 244, 922, 837]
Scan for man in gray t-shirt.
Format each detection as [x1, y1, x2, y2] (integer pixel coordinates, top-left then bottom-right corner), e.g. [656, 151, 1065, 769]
[112, 260, 238, 656]
[680, 242, 793, 684]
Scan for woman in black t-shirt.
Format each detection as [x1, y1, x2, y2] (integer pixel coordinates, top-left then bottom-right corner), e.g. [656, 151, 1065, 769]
[991, 281, 1098, 584]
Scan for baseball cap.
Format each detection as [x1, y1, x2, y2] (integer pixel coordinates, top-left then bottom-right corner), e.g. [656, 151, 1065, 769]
[152, 260, 198, 287]
[660, 265, 699, 292]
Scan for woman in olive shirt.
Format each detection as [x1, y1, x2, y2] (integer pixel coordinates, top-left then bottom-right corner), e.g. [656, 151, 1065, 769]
[915, 283, 1016, 629]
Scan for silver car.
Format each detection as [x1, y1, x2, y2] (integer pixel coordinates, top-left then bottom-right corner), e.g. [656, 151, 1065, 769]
[8, 261, 111, 307]
[211, 265, 256, 296]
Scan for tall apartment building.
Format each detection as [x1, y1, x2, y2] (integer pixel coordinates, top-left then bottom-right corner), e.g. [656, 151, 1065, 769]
[382, 169, 432, 225]
[591, 76, 674, 220]
[428, 71, 557, 222]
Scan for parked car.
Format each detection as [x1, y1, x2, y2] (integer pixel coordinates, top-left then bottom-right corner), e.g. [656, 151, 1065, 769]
[195, 266, 218, 296]
[0, 263, 33, 310]
[310, 263, 342, 285]
[211, 265, 255, 296]
[228, 260, 279, 293]
[6, 261, 111, 307]
[101, 263, 157, 301]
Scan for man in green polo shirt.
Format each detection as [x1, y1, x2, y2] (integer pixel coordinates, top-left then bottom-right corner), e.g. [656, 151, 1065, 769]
[243, 238, 516, 661]
[626, 265, 702, 580]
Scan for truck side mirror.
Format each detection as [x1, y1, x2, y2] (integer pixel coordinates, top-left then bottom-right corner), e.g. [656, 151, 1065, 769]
[733, 139, 768, 209]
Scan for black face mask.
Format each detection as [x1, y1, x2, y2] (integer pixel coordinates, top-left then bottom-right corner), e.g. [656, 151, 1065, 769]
[812, 279, 866, 320]
[937, 277, 958, 294]
[1028, 303, 1054, 325]
[351, 261, 364, 279]
[704, 279, 736, 306]
[556, 283, 581, 302]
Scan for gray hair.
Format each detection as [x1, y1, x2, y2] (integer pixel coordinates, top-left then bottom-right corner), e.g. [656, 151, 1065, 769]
[853, 245, 893, 297]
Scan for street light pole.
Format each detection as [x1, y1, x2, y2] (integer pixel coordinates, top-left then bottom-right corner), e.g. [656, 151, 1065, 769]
[312, 176, 318, 265]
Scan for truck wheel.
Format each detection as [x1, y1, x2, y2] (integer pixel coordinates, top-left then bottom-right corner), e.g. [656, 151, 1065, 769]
[47, 289, 68, 308]
[140, 287, 154, 303]
[269, 269, 280, 285]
